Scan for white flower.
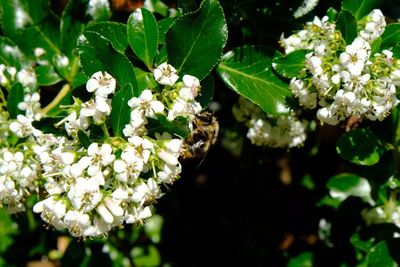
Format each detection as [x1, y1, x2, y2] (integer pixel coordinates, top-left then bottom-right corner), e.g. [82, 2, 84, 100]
[113, 147, 144, 184]
[9, 115, 33, 138]
[339, 37, 370, 76]
[317, 106, 340, 125]
[127, 136, 154, 163]
[86, 71, 116, 97]
[96, 203, 114, 224]
[128, 89, 164, 118]
[68, 177, 103, 212]
[157, 162, 182, 184]
[153, 62, 179, 85]
[125, 206, 152, 224]
[33, 197, 66, 230]
[85, 143, 115, 175]
[34, 47, 46, 57]
[179, 75, 201, 100]
[63, 210, 92, 237]
[17, 69, 36, 87]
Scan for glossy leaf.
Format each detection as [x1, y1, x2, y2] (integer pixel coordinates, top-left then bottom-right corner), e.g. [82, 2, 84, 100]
[272, 49, 308, 79]
[77, 31, 138, 91]
[367, 241, 396, 267]
[86, 22, 128, 53]
[7, 83, 24, 119]
[217, 45, 291, 115]
[31, 117, 67, 136]
[288, 252, 313, 267]
[134, 67, 157, 93]
[35, 65, 62, 86]
[0, 0, 61, 60]
[128, 8, 159, 68]
[147, 115, 190, 138]
[111, 83, 135, 137]
[166, 0, 228, 80]
[197, 74, 215, 108]
[158, 18, 174, 45]
[336, 10, 357, 44]
[327, 173, 373, 204]
[60, 0, 87, 58]
[336, 128, 388, 166]
[342, 0, 383, 20]
[155, 45, 168, 65]
[380, 23, 400, 50]
[0, 37, 28, 69]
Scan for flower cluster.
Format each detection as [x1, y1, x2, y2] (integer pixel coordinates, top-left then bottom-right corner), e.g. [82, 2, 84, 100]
[29, 62, 203, 237]
[233, 97, 307, 148]
[281, 10, 400, 125]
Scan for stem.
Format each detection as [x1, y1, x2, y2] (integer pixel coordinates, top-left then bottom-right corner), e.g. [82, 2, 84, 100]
[40, 83, 71, 114]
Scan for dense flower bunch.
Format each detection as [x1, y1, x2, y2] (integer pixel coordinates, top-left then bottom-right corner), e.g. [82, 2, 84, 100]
[233, 97, 307, 148]
[281, 10, 400, 125]
[1, 61, 203, 237]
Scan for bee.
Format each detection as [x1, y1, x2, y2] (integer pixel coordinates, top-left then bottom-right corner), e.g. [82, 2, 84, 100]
[180, 112, 219, 162]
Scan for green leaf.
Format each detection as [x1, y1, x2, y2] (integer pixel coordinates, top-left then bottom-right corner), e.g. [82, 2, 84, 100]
[131, 245, 161, 267]
[128, 8, 159, 68]
[288, 252, 313, 267]
[371, 37, 382, 55]
[217, 45, 291, 115]
[158, 18, 174, 45]
[380, 23, 400, 51]
[134, 67, 157, 93]
[197, 74, 214, 108]
[77, 130, 92, 149]
[144, 215, 164, 244]
[336, 128, 388, 166]
[0, 209, 18, 253]
[144, 0, 169, 17]
[7, 83, 24, 119]
[342, 0, 383, 20]
[0, 37, 28, 69]
[31, 117, 67, 136]
[111, 83, 134, 137]
[326, 7, 338, 22]
[147, 115, 190, 138]
[326, 173, 373, 204]
[35, 65, 62, 86]
[0, 0, 61, 60]
[166, 0, 228, 80]
[77, 31, 138, 91]
[367, 241, 396, 267]
[87, 22, 128, 53]
[272, 49, 308, 79]
[60, 0, 88, 58]
[336, 10, 357, 44]
[155, 45, 168, 65]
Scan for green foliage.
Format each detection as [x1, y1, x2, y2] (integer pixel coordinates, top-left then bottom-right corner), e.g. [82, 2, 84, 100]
[272, 50, 309, 79]
[111, 83, 135, 136]
[336, 128, 389, 166]
[380, 23, 400, 51]
[326, 173, 373, 204]
[288, 252, 313, 267]
[147, 115, 190, 138]
[77, 31, 138, 91]
[342, 0, 383, 20]
[166, 0, 228, 80]
[367, 241, 396, 267]
[128, 8, 159, 69]
[86, 22, 128, 53]
[218, 45, 291, 115]
[7, 83, 24, 119]
[336, 10, 357, 44]
[35, 65, 62, 86]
